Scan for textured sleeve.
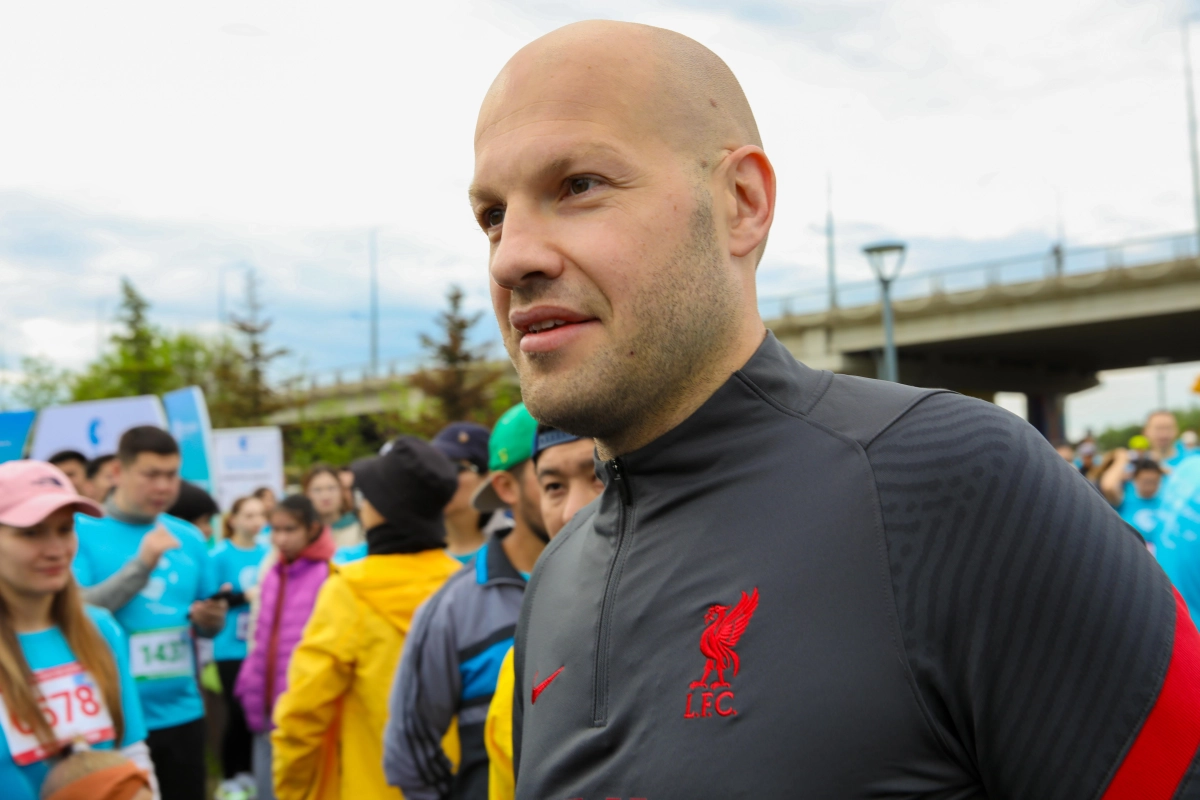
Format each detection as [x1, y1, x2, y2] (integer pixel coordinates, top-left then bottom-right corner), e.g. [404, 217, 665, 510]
[383, 591, 459, 800]
[868, 392, 1200, 800]
[81, 557, 152, 611]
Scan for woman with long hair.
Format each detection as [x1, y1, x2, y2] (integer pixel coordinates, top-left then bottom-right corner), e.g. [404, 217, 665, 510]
[0, 461, 155, 800]
[302, 465, 362, 549]
[235, 495, 334, 800]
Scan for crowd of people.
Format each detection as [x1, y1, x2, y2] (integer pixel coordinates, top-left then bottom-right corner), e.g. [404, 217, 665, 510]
[7, 18, 1200, 800]
[0, 399, 604, 800]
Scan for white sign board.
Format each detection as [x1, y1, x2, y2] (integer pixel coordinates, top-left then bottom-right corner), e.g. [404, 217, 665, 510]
[212, 427, 285, 512]
[31, 396, 166, 461]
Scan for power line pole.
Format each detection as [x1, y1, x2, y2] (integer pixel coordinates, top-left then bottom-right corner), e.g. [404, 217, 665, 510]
[369, 229, 379, 376]
[826, 173, 838, 309]
[1183, 18, 1200, 254]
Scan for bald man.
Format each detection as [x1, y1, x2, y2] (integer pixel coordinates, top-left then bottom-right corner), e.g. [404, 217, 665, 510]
[475, 21, 1200, 800]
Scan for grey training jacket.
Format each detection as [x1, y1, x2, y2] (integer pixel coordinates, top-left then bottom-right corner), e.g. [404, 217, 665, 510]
[385, 541, 526, 800]
[513, 333, 1200, 799]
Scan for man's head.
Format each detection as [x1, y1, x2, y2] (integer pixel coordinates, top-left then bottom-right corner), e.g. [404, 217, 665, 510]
[1144, 410, 1179, 454]
[473, 22, 775, 453]
[48, 450, 89, 495]
[532, 424, 603, 539]
[1132, 459, 1163, 500]
[1054, 443, 1074, 462]
[472, 404, 547, 541]
[113, 426, 181, 518]
[431, 422, 491, 517]
[84, 454, 119, 503]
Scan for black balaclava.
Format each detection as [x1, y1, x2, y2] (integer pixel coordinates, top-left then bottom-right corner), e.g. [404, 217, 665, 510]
[351, 436, 459, 556]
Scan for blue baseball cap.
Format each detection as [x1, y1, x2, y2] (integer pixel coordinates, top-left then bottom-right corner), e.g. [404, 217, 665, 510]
[431, 422, 490, 474]
[532, 423, 585, 464]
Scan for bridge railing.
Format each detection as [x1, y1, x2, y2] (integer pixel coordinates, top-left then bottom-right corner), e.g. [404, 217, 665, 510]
[760, 230, 1198, 319]
[283, 356, 423, 394]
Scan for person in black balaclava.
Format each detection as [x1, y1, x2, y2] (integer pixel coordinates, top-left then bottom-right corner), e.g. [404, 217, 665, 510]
[270, 436, 463, 800]
[350, 436, 459, 555]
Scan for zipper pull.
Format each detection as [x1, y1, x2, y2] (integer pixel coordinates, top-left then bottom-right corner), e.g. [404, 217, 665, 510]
[607, 458, 633, 506]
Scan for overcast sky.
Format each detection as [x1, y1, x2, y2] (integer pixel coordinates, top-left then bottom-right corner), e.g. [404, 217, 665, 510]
[1, 0, 1198, 438]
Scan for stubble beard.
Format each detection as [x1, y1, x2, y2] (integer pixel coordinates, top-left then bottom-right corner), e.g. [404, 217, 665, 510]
[515, 195, 740, 445]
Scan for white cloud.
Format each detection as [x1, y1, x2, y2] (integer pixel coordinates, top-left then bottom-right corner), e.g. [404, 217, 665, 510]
[0, 0, 1194, 432]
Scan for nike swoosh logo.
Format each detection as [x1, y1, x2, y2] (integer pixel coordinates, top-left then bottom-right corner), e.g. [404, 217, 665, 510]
[531, 666, 565, 705]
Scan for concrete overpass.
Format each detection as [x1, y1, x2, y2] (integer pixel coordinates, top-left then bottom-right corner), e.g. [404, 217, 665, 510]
[764, 231, 1200, 442]
[272, 231, 1200, 442]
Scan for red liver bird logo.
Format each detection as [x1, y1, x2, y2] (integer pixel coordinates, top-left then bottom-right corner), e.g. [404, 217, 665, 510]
[689, 588, 759, 689]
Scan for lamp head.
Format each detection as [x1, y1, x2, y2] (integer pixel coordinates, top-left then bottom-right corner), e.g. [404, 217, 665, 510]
[863, 240, 907, 282]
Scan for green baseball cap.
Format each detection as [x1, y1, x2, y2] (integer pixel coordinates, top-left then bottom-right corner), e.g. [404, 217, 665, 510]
[471, 402, 538, 512]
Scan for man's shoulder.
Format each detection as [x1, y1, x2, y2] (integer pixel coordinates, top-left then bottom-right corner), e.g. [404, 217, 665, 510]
[799, 373, 952, 449]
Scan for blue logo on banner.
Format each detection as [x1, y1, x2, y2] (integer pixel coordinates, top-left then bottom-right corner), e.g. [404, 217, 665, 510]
[87, 418, 102, 446]
[239, 436, 249, 451]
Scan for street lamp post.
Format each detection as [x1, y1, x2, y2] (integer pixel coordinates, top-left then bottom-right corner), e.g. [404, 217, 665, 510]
[863, 241, 907, 383]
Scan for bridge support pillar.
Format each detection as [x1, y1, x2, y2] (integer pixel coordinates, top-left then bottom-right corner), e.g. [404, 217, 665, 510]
[1025, 392, 1066, 444]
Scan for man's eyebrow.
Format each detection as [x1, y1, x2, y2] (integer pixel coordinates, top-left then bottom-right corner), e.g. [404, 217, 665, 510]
[468, 142, 631, 206]
[537, 466, 567, 479]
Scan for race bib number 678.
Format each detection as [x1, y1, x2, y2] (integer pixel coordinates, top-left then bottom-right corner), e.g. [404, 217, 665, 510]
[130, 627, 194, 681]
[0, 662, 115, 765]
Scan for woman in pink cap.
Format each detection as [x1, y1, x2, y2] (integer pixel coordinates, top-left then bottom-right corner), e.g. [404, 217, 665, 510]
[0, 460, 156, 800]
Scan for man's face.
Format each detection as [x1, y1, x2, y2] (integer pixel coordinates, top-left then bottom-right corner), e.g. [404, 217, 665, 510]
[1133, 469, 1162, 500]
[494, 462, 549, 541]
[87, 459, 119, 503]
[472, 59, 738, 439]
[56, 460, 89, 496]
[536, 439, 604, 539]
[115, 453, 181, 517]
[1145, 413, 1179, 452]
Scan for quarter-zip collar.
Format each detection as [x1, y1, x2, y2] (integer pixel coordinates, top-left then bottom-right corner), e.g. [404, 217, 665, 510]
[596, 333, 828, 490]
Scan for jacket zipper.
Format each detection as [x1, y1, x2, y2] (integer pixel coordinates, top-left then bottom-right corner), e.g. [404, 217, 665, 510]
[593, 457, 633, 726]
[264, 565, 287, 720]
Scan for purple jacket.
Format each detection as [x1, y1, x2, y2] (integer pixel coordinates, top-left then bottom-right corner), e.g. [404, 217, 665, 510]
[235, 529, 335, 733]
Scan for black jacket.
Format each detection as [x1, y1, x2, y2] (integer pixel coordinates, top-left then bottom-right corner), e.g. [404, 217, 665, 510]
[513, 334, 1200, 799]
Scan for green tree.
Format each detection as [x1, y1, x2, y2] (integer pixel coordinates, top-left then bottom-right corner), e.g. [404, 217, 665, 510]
[215, 269, 289, 426]
[12, 356, 68, 410]
[408, 285, 512, 433]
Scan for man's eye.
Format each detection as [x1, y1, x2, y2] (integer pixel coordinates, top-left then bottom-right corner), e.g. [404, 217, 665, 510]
[485, 207, 505, 228]
[567, 177, 599, 196]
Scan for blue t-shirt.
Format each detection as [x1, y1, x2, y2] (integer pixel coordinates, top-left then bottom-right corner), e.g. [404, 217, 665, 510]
[1155, 458, 1200, 617]
[1118, 482, 1162, 546]
[73, 512, 217, 731]
[332, 542, 368, 565]
[208, 539, 268, 662]
[0, 606, 147, 800]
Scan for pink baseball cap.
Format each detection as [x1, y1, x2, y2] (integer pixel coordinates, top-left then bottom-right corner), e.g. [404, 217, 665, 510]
[0, 460, 103, 528]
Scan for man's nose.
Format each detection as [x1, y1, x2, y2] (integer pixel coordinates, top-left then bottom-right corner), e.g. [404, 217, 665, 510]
[489, 201, 565, 290]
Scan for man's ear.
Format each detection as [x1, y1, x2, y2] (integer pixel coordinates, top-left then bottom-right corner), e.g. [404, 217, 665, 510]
[723, 145, 776, 262]
[491, 471, 520, 507]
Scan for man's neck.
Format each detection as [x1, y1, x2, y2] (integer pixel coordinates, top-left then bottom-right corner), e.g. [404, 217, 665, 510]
[107, 492, 156, 526]
[500, 522, 546, 575]
[444, 507, 485, 557]
[596, 321, 767, 461]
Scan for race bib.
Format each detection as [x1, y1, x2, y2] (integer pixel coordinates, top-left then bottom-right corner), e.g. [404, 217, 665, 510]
[130, 627, 194, 681]
[0, 662, 115, 765]
[235, 611, 250, 642]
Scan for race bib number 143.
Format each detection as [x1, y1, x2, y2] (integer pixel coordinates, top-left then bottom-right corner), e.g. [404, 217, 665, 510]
[0, 662, 115, 765]
[130, 627, 194, 681]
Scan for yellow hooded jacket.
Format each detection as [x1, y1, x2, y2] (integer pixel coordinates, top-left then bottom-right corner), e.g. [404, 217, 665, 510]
[272, 551, 463, 800]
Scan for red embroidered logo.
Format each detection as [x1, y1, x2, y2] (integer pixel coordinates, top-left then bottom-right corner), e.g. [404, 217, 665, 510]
[531, 666, 564, 705]
[684, 588, 758, 719]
